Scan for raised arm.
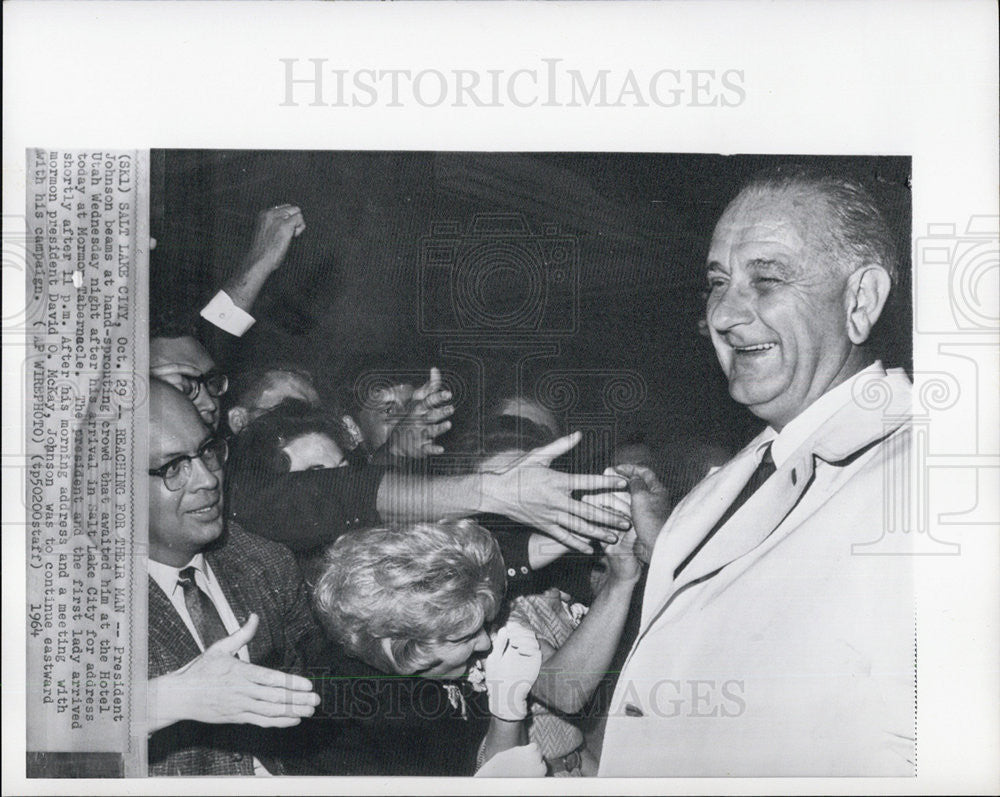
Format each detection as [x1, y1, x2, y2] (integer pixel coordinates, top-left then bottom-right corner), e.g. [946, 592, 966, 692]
[223, 204, 306, 313]
[383, 367, 455, 459]
[201, 204, 307, 336]
[531, 527, 643, 714]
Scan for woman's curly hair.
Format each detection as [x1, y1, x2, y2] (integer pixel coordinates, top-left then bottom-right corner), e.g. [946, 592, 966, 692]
[313, 519, 506, 674]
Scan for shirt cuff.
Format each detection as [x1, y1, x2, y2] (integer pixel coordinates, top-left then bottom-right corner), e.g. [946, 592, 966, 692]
[200, 290, 256, 337]
[480, 519, 532, 579]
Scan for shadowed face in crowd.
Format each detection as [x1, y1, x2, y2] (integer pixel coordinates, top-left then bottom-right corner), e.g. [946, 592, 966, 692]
[148, 381, 225, 567]
[706, 186, 868, 430]
[496, 396, 561, 440]
[357, 382, 415, 450]
[228, 369, 321, 434]
[150, 335, 222, 429]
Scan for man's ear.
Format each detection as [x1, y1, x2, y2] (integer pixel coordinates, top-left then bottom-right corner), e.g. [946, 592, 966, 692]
[844, 265, 892, 345]
[227, 406, 249, 434]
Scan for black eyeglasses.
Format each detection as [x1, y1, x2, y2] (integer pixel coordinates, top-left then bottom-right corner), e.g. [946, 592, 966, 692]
[148, 436, 229, 491]
[176, 370, 229, 401]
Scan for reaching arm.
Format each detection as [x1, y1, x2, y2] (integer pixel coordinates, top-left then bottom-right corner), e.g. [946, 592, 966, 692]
[531, 529, 643, 714]
[200, 204, 306, 335]
[383, 368, 454, 459]
[376, 432, 630, 551]
[613, 464, 672, 563]
[222, 204, 306, 313]
[478, 716, 528, 772]
[228, 463, 384, 552]
[474, 741, 546, 778]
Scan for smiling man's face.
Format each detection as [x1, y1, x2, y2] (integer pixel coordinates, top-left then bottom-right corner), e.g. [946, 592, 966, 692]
[706, 187, 856, 430]
[148, 381, 225, 566]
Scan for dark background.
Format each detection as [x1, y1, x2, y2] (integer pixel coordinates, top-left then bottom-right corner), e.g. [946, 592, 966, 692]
[150, 151, 911, 470]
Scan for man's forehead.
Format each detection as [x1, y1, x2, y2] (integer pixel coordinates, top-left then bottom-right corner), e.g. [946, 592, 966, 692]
[286, 431, 340, 453]
[150, 335, 215, 372]
[710, 187, 825, 260]
[150, 387, 210, 459]
[374, 383, 414, 403]
[255, 372, 319, 410]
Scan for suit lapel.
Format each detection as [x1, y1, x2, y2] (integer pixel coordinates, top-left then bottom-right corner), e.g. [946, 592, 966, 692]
[642, 432, 770, 618]
[673, 452, 813, 590]
[206, 542, 271, 664]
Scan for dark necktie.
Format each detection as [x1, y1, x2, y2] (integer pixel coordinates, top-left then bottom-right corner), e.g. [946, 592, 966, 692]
[178, 565, 230, 649]
[674, 443, 776, 579]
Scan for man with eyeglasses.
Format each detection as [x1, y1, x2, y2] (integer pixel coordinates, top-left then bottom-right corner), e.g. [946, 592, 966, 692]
[145, 379, 322, 776]
[150, 316, 229, 431]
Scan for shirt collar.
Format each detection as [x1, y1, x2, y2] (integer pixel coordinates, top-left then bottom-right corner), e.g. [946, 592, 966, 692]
[767, 362, 884, 468]
[147, 552, 207, 597]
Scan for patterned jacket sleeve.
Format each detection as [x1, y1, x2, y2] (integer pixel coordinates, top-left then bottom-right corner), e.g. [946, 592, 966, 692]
[224, 524, 327, 669]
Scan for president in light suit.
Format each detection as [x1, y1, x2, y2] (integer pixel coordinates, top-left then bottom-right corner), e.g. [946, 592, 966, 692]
[600, 167, 915, 776]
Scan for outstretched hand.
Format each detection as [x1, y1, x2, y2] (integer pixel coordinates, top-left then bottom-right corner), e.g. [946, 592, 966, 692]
[480, 431, 631, 553]
[386, 367, 455, 459]
[148, 614, 319, 733]
[613, 463, 671, 563]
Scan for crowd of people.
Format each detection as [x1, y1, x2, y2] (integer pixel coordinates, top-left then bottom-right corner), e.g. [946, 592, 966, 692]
[145, 168, 915, 777]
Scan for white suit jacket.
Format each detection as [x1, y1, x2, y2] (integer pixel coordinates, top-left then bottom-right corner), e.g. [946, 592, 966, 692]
[599, 367, 915, 777]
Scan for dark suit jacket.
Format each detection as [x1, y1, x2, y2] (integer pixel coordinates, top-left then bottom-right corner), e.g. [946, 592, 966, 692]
[147, 524, 324, 776]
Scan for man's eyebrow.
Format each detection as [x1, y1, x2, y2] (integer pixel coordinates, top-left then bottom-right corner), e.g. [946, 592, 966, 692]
[705, 260, 727, 273]
[150, 362, 202, 374]
[156, 435, 213, 463]
[747, 257, 796, 275]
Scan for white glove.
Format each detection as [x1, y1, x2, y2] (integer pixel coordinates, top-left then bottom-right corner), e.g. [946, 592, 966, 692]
[482, 621, 542, 721]
[474, 742, 547, 778]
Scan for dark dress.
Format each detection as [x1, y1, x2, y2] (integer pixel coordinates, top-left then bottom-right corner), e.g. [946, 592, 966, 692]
[297, 640, 491, 776]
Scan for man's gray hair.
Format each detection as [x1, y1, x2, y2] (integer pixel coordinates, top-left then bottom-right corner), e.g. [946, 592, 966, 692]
[740, 165, 900, 286]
